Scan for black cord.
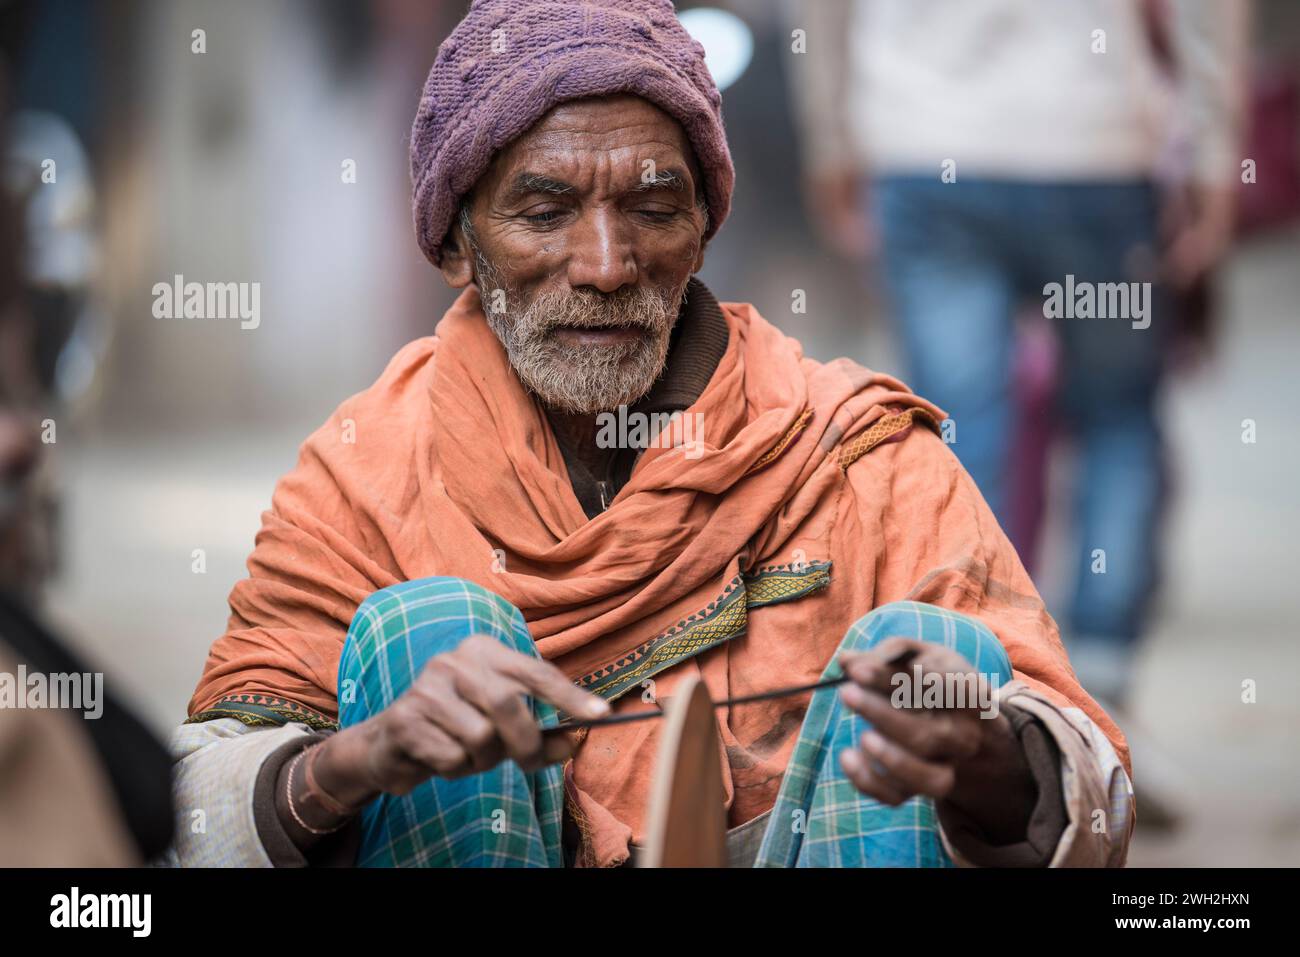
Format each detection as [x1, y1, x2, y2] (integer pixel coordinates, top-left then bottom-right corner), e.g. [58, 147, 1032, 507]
[542, 674, 851, 736]
[542, 647, 919, 737]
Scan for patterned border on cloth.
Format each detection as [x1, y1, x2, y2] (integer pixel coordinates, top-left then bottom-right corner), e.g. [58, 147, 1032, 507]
[743, 408, 814, 476]
[746, 560, 832, 607]
[576, 560, 832, 703]
[188, 562, 833, 727]
[837, 407, 940, 471]
[186, 694, 339, 731]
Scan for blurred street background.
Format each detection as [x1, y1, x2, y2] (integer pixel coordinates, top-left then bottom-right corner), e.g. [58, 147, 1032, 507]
[3, 0, 1298, 865]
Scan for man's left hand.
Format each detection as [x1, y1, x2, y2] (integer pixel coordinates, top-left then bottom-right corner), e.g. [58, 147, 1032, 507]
[836, 637, 1038, 845]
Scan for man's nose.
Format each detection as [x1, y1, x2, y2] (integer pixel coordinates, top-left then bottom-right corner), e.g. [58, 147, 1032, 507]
[565, 208, 637, 293]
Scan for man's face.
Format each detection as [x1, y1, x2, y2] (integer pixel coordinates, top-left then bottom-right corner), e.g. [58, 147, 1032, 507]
[444, 95, 708, 415]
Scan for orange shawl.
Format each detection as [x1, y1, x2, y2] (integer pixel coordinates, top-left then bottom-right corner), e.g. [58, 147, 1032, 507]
[190, 286, 1128, 865]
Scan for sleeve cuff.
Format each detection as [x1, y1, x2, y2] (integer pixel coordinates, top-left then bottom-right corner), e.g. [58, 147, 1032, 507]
[938, 682, 1136, 867]
[252, 732, 363, 868]
[935, 703, 1066, 867]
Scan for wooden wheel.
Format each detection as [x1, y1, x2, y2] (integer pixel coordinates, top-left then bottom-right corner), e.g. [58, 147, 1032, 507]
[639, 674, 728, 867]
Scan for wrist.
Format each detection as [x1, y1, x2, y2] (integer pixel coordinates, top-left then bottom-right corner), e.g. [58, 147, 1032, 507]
[944, 712, 1037, 844]
[312, 722, 381, 810]
[274, 733, 377, 853]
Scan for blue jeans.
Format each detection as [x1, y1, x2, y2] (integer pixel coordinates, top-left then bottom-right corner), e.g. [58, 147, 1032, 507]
[873, 176, 1168, 697]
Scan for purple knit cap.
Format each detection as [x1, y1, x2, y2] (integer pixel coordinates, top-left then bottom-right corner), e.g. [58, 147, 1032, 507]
[410, 0, 734, 266]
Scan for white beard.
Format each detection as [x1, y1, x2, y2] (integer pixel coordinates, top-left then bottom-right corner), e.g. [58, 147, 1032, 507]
[473, 251, 687, 415]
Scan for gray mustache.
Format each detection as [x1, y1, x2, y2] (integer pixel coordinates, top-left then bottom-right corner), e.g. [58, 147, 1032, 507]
[544, 319, 654, 331]
[527, 291, 670, 334]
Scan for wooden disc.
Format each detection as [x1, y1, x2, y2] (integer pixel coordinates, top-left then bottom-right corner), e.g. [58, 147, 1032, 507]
[639, 674, 728, 867]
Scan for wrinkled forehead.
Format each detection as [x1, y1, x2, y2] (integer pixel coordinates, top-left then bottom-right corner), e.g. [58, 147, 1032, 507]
[472, 95, 704, 203]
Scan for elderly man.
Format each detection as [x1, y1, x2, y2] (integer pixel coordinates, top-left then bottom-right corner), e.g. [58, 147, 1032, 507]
[168, 0, 1132, 868]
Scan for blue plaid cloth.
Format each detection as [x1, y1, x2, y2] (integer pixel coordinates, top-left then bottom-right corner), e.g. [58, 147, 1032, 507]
[338, 578, 564, 866]
[755, 600, 1011, 867]
[338, 579, 1010, 867]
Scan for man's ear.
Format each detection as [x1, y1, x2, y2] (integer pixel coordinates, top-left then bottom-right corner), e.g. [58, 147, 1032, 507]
[439, 222, 474, 288]
[692, 234, 708, 273]
[691, 197, 710, 272]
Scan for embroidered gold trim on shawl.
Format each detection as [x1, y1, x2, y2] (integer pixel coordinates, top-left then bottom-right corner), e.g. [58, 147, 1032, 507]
[744, 409, 814, 476]
[577, 560, 832, 703]
[838, 408, 939, 470]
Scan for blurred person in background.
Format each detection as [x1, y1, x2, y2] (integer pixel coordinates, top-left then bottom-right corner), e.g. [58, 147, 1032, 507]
[789, 0, 1249, 739]
[0, 4, 172, 865]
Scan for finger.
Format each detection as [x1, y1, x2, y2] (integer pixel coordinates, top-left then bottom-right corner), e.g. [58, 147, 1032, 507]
[397, 723, 476, 780]
[839, 683, 980, 762]
[380, 723, 472, 790]
[839, 638, 924, 692]
[431, 666, 512, 773]
[859, 729, 956, 799]
[904, 644, 985, 698]
[839, 747, 910, 806]
[867, 642, 990, 718]
[410, 667, 507, 769]
[490, 644, 610, 720]
[837, 650, 885, 690]
[454, 668, 547, 771]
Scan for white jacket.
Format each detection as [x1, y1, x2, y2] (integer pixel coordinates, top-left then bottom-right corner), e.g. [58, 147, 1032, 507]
[789, 0, 1249, 184]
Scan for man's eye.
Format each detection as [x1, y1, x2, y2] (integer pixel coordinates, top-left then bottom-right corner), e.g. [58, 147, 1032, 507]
[524, 210, 561, 225]
[635, 208, 677, 222]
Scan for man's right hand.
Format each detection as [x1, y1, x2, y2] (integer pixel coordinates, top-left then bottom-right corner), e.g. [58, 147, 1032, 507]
[309, 635, 610, 810]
